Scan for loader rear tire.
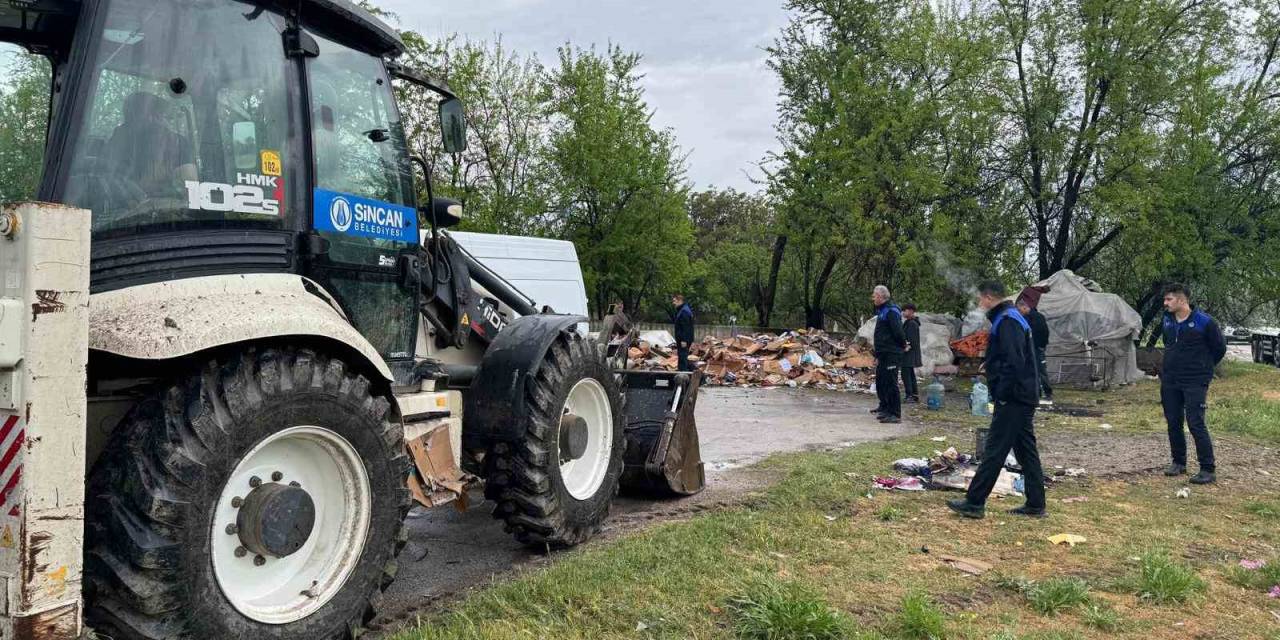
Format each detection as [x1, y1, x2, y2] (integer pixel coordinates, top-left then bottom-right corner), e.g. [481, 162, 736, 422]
[483, 330, 625, 548]
[84, 347, 410, 640]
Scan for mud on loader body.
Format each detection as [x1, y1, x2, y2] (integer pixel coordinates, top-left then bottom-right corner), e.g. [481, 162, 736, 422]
[0, 1, 703, 637]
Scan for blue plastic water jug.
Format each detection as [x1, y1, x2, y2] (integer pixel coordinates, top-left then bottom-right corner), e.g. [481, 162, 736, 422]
[926, 377, 945, 410]
[970, 379, 989, 417]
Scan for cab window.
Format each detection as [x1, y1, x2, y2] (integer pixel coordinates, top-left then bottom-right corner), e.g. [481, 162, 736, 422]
[0, 45, 52, 202]
[61, 0, 294, 238]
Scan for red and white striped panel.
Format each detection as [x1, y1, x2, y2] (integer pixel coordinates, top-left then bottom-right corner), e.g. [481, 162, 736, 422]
[0, 415, 23, 518]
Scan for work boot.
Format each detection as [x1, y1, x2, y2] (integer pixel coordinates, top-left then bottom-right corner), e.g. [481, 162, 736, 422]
[1007, 505, 1047, 518]
[906, 395, 920, 404]
[879, 415, 902, 424]
[1164, 463, 1186, 476]
[947, 499, 985, 519]
[869, 407, 885, 415]
[1189, 470, 1216, 485]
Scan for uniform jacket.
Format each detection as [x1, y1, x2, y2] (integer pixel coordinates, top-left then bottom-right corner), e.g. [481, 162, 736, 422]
[873, 301, 907, 356]
[986, 301, 1039, 406]
[673, 303, 695, 346]
[1161, 308, 1226, 386]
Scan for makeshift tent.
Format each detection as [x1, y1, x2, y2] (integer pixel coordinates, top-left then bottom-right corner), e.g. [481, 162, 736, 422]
[1033, 270, 1143, 386]
[857, 312, 957, 376]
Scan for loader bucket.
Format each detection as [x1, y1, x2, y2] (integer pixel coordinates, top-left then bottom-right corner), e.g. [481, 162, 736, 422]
[618, 370, 705, 496]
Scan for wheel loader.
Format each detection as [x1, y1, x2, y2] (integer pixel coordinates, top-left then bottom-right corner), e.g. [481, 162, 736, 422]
[0, 1, 705, 637]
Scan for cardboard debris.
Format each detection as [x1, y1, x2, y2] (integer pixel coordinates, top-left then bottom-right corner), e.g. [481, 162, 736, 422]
[631, 329, 878, 390]
[939, 555, 994, 576]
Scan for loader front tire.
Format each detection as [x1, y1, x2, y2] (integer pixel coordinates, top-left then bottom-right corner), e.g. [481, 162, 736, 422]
[84, 347, 410, 640]
[484, 330, 625, 548]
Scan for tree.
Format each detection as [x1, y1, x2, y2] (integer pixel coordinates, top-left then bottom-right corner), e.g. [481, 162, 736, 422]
[0, 51, 51, 201]
[543, 45, 694, 319]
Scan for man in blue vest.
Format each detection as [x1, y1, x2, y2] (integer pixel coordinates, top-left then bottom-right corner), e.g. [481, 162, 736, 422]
[672, 294, 695, 372]
[870, 285, 907, 423]
[1159, 283, 1226, 485]
[948, 280, 1047, 519]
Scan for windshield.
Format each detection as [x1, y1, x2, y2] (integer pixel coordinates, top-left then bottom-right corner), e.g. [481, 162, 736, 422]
[61, 0, 294, 239]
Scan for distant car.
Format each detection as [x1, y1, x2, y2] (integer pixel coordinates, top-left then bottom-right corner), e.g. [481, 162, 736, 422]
[1224, 326, 1252, 343]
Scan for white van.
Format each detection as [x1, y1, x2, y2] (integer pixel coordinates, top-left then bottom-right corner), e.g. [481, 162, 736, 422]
[450, 231, 591, 332]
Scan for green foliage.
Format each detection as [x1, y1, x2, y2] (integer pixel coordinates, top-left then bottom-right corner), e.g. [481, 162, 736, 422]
[0, 49, 51, 201]
[1025, 577, 1091, 616]
[1080, 602, 1122, 632]
[1224, 559, 1280, 592]
[891, 592, 947, 640]
[876, 505, 903, 522]
[1131, 551, 1207, 604]
[727, 580, 853, 640]
[1245, 501, 1280, 520]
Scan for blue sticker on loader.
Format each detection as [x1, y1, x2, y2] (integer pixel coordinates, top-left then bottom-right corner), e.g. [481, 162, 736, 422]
[313, 189, 417, 243]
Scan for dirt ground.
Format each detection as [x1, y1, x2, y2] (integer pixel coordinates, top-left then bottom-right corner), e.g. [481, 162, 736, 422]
[368, 386, 916, 635]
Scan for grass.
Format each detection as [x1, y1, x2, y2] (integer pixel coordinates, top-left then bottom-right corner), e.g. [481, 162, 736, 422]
[727, 580, 852, 640]
[1026, 578, 1091, 615]
[1080, 602, 1122, 632]
[877, 505, 904, 521]
[1224, 558, 1280, 592]
[892, 592, 947, 640]
[1130, 551, 1206, 604]
[393, 365, 1280, 640]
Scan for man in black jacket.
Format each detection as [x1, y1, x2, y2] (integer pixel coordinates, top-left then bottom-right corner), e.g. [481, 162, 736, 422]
[1016, 287, 1054, 403]
[1159, 283, 1226, 485]
[672, 294, 695, 372]
[870, 285, 907, 423]
[901, 303, 922, 403]
[948, 281, 1047, 519]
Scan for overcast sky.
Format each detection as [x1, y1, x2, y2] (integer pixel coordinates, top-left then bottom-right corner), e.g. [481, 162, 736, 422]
[379, 0, 789, 193]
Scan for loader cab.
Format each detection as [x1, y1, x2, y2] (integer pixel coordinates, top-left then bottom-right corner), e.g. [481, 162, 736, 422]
[6, 0, 465, 374]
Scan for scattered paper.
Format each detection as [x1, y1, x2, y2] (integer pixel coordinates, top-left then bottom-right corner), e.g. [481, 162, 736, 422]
[1240, 559, 1266, 570]
[1047, 533, 1087, 547]
[1176, 487, 1191, 499]
[930, 436, 948, 442]
[1061, 496, 1089, 504]
[1099, 423, 1113, 430]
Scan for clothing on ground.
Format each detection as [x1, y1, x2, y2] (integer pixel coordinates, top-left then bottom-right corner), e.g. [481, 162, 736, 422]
[966, 401, 1046, 510]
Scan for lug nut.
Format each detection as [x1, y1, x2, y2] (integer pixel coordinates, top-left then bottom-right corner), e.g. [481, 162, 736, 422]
[231, 496, 244, 508]
[272, 471, 284, 482]
[254, 555, 266, 567]
[234, 546, 247, 558]
[249, 476, 262, 488]
[225, 524, 238, 535]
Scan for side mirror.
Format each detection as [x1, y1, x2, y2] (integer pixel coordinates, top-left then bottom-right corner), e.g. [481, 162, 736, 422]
[232, 121, 258, 170]
[439, 98, 467, 153]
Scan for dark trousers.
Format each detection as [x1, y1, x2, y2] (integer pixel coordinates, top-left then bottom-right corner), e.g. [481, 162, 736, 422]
[1161, 383, 1215, 471]
[1035, 348, 1053, 398]
[677, 346, 692, 372]
[966, 402, 1045, 510]
[901, 366, 918, 399]
[875, 353, 901, 417]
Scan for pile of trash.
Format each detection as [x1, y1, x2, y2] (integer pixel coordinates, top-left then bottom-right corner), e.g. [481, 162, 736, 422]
[628, 329, 877, 390]
[876, 447, 1025, 496]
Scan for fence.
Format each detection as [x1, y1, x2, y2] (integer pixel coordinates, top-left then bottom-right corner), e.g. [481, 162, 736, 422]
[587, 322, 858, 342]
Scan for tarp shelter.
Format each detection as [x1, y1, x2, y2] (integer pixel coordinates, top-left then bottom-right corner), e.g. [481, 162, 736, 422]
[1033, 270, 1143, 387]
[857, 312, 958, 377]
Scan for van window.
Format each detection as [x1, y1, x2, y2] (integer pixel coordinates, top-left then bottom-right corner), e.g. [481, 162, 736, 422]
[0, 46, 52, 202]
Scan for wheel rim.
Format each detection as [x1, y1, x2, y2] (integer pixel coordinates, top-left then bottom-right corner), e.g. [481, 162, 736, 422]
[559, 378, 614, 500]
[211, 426, 371, 624]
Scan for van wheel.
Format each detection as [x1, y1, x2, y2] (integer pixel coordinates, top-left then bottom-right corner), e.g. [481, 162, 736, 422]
[84, 348, 410, 639]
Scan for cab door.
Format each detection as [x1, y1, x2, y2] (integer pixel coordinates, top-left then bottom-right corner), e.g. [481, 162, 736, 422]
[304, 32, 420, 372]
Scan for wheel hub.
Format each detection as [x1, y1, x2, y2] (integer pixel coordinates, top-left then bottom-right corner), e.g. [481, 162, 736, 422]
[236, 482, 316, 559]
[560, 413, 589, 462]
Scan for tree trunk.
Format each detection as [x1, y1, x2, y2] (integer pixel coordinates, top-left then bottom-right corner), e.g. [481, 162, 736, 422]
[756, 234, 788, 327]
[805, 253, 840, 330]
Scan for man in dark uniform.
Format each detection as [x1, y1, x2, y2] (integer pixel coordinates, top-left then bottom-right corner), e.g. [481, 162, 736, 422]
[948, 281, 1047, 519]
[901, 303, 922, 403]
[870, 285, 907, 423]
[1159, 283, 1226, 485]
[672, 294, 695, 372]
[1016, 287, 1054, 404]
